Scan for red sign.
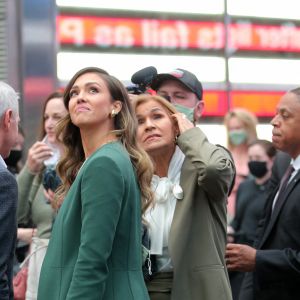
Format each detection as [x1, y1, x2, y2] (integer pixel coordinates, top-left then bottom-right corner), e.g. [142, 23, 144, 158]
[57, 15, 300, 53]
[229, 23, 300, 52]
[57, 15, 224, 49]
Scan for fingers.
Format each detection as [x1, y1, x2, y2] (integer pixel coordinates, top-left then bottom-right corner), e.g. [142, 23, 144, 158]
[226, 243, 243, 258]
[225, 243, 256, 272]
[31, 149, 53, 162]
[27, 141, 54, 173]
[30, 141, 53, 154]
[17, 228, 37, 243]
[172, 113, 194, 134]
[226, 243, 242, 269]
[44, 188, 55, 204]
[225, 243, 239, 257]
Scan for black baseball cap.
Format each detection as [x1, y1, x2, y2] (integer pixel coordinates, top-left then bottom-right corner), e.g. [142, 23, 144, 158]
[150, 68, 203, 100]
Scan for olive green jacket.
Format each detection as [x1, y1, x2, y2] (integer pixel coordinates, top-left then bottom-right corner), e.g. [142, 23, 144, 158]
[169, 127, 234, 300]
[17, 164, 55, 238]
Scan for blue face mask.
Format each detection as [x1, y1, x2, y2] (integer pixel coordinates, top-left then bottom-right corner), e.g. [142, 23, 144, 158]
[173, 103, 194, 122]
[228, 129, 247, 146]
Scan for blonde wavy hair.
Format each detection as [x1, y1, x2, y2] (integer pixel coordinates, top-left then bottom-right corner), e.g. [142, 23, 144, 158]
[55, 67, 154, 216]
[132, 94, 178, 116]
[131, 94, 179, 174]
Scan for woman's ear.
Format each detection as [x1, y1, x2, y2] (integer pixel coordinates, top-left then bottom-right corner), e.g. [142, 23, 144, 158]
[112, 101, 122, 114]
[174, 122, 180, 137]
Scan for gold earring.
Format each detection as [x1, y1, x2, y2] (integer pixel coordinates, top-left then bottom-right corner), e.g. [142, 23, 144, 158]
[111, 109, 118, 118]
[174, 135, 178, 144]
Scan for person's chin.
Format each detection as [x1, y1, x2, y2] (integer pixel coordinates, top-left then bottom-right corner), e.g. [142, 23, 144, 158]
[272, 135, 280, 144]
[47, 135, 56, 144]
[271, 140, 283, 151]
[145, 142, 167, 155]
[144, 143, 157, 151]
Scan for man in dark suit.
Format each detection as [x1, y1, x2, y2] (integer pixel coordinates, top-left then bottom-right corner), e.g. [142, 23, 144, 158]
[225, 87, 300, 300]
[0, 81, 20, 299]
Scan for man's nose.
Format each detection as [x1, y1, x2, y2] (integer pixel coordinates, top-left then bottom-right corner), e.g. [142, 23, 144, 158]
[270, 115, 278, 126]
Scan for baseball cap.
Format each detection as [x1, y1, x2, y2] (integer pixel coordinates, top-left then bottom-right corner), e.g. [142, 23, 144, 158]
[150, 68, 203, 100]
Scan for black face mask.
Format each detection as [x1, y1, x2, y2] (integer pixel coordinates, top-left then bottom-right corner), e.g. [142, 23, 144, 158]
[248, 161, 268, 178]
[4, 150, 22, 168]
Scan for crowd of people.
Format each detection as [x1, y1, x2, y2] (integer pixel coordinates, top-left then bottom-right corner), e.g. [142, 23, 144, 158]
[0, 65, 300, 300]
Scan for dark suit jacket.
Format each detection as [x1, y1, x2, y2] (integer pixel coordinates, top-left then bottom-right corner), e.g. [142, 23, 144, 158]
[266, 151, 291, 195]
[240, 152, 300, 300]
[0, 163, 17, 300]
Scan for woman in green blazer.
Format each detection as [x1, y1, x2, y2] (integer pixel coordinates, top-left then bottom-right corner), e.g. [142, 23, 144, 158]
[37, 67, 154, 300]
[133, 95, 235, 300]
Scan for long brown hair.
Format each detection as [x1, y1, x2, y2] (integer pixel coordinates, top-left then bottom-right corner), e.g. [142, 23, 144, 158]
[55, 67, 154, 215]
[37, 91, 64, 140]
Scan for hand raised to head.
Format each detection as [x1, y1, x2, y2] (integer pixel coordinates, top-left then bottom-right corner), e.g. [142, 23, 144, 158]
[172, 113, 194, 136]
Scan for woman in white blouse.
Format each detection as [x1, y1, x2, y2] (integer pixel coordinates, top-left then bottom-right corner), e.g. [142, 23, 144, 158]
[133, 95, 235, 300]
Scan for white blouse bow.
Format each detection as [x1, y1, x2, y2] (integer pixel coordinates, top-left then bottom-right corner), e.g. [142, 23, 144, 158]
[146, 146, 185, 255]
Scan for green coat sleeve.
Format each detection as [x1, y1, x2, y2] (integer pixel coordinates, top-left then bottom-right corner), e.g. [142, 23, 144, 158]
[17, 164, 42, 225]
[177, 126, 234, 201]
[66, 155, 125, 299]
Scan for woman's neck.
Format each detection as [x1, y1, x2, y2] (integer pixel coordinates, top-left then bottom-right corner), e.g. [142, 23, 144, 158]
[255, 171, 271, 185]
[231, 147, 249, 176]
[230, 143, 249, 154]
[81, 129, 117, 158]
[150, 145, 176, 178]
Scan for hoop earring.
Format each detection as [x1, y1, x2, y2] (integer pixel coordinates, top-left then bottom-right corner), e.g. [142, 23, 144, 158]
[111, 109, 118, 118]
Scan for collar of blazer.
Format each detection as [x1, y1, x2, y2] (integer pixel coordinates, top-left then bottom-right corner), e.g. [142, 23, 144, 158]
[258, 169, 300, 248]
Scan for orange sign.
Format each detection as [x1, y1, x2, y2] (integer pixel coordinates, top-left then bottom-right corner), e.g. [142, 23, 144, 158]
[202, 91, 227, 116]
[58, 15, 300, 52]
[201, 90, 282, 117]
[230, 91, 283, 117]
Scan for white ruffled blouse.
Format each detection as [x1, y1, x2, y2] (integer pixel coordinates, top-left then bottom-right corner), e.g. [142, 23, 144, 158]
[145, 146, 185, 272]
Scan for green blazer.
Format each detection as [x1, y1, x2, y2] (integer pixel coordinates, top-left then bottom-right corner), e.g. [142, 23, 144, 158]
[169, 127, 234, 300]
[37, 142, 149, 300]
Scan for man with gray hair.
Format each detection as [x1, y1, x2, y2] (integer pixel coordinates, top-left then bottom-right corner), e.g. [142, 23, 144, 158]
[0, 81, 19, 299]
